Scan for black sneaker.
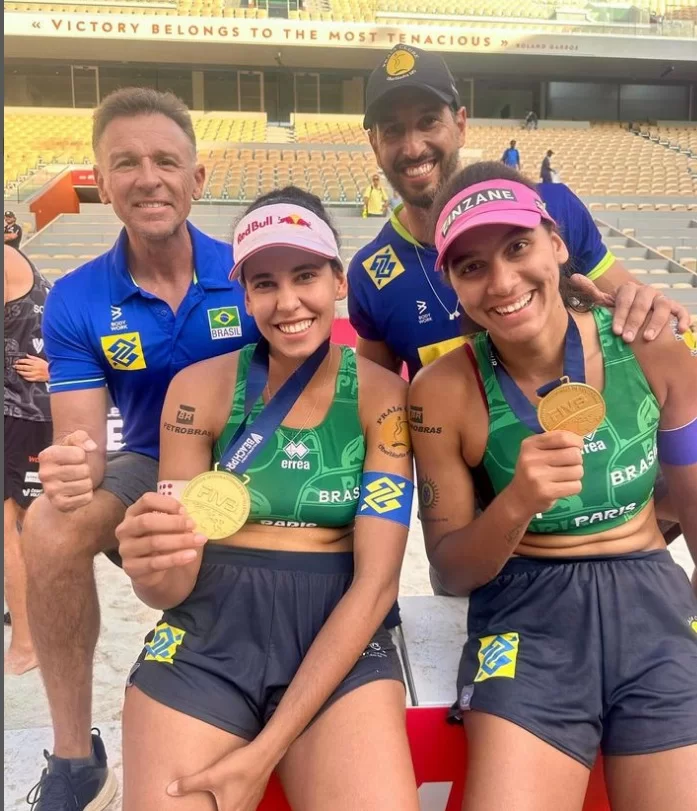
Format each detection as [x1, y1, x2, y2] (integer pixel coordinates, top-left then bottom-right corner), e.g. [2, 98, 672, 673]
[26, 729, 117, 810]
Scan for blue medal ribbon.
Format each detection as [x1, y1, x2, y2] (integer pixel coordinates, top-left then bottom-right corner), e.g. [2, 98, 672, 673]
[488, 313, 586, 434]
[217, 338, 330, 474]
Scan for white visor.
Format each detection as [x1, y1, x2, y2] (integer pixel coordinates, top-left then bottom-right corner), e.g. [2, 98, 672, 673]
[230, 203, 340, 279]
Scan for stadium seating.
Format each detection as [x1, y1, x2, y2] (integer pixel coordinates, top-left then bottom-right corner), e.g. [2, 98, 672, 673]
[294, 116, 365, 146]
[201, 148, 380, 203]
[4, 1, 180, 14]
[195, 114, 268, 144]
[376, 0, 555, 18]
[465, 124, 696, 197]
[292, 0, 697, 31]
[3, 0, 271, 14]
[639, 124, 697, 157]
[5, 111, 697, 202]
[3, 112, 93, 190]
[5, 0, 696, 27]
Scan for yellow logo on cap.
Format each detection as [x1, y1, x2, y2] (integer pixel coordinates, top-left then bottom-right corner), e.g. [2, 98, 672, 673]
[385, 49, 416, 78]
[362, 244, 405, 290]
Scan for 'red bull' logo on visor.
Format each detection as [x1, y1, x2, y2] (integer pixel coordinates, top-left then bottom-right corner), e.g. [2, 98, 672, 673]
[278, 214, 312, 228]
[237, 215, 273, 244]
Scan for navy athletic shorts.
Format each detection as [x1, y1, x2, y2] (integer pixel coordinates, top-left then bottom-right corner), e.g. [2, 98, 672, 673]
[454, 550, 697, 768]
[128, 545, 404, 739]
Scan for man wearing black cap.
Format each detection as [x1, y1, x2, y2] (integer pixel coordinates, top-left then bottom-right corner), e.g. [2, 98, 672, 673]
[347, 44, 686, 587]
[4, 211, 23, 250]
[349, 44, 690, 378]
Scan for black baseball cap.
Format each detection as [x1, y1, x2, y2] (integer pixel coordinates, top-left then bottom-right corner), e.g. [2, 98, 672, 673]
[363, 45, 461, 129]
[4, 210, 15, 218]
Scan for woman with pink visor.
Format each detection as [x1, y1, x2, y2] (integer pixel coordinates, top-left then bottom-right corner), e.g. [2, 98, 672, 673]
[114, 187, 419, 811]
[409, 162, 697, 811]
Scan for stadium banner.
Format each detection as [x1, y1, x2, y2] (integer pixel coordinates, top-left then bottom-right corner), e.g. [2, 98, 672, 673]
[5, 13, 695, 61]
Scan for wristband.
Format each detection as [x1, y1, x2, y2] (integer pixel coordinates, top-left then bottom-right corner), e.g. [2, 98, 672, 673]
[157, 480, 188, 500]
[357, 471, 414, 527]
[657, 416, 697, 466]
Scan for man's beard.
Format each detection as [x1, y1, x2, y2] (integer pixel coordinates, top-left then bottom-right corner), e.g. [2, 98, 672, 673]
[384, 149, 459, 211]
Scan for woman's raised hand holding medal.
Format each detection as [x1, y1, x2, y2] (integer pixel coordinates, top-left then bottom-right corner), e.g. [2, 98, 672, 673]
[507, 431, 586, 518]
[116, 492, 208, 588]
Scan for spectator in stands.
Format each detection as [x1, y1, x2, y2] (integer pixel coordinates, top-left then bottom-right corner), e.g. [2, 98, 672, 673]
[363, 172, 389, 217]
[4, 245, 52, 676]
[21, 87, 259, 811]
[412, 162, 697, 811]
[501, 139, 521, 170]
[524, 110, 539, 130]
[351, 45, 688, 589]
[4, 210, 23, 250]
[540, 149, 555, 183]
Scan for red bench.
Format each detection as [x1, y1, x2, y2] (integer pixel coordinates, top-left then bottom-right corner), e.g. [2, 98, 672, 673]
[258, 706, 610, 810]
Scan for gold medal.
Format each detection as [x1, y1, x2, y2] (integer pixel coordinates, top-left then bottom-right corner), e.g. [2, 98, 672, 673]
[180, 470, 251, 540]
[537, 380, 606, 437]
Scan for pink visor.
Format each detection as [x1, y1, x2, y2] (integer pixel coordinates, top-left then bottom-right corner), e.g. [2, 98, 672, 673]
[434, 179, 556, 271]
[230, 203, 340, 279]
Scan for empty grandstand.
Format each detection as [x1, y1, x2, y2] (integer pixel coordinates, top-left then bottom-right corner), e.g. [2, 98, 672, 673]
[5, 109, 697, 203]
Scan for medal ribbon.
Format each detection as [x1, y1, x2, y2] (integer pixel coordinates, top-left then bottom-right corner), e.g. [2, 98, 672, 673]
[217, 338, 330, 474]
[487, 313, 586, 434]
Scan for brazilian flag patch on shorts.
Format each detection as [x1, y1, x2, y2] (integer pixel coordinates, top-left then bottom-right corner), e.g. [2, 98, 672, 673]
[144, 622, 186, 664]
[475, 632, 519, 682]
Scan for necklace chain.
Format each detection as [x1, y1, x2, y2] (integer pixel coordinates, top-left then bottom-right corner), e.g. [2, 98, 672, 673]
[264, 347, 333, 446]
[403, 209, 460, 321]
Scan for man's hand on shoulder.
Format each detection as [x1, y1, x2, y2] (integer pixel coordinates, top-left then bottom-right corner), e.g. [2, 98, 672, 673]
[569, 273, 690, 342]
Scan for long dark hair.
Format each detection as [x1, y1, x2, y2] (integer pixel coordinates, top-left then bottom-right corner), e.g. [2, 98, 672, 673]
[431, 161, 593, 312]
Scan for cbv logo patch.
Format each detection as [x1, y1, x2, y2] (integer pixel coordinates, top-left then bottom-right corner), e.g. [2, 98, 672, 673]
[475, 632, 519, 682]
[100, 333, 146, 371]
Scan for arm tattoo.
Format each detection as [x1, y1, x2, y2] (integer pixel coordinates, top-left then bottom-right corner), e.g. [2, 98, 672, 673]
[166, 404, 212, 439]
[176, 405, 196, 426]
[377, 405, 411, 459]
[418, 477, 440, 511]
[409, 405, 443, 435]
[164, 422, 212, 438]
